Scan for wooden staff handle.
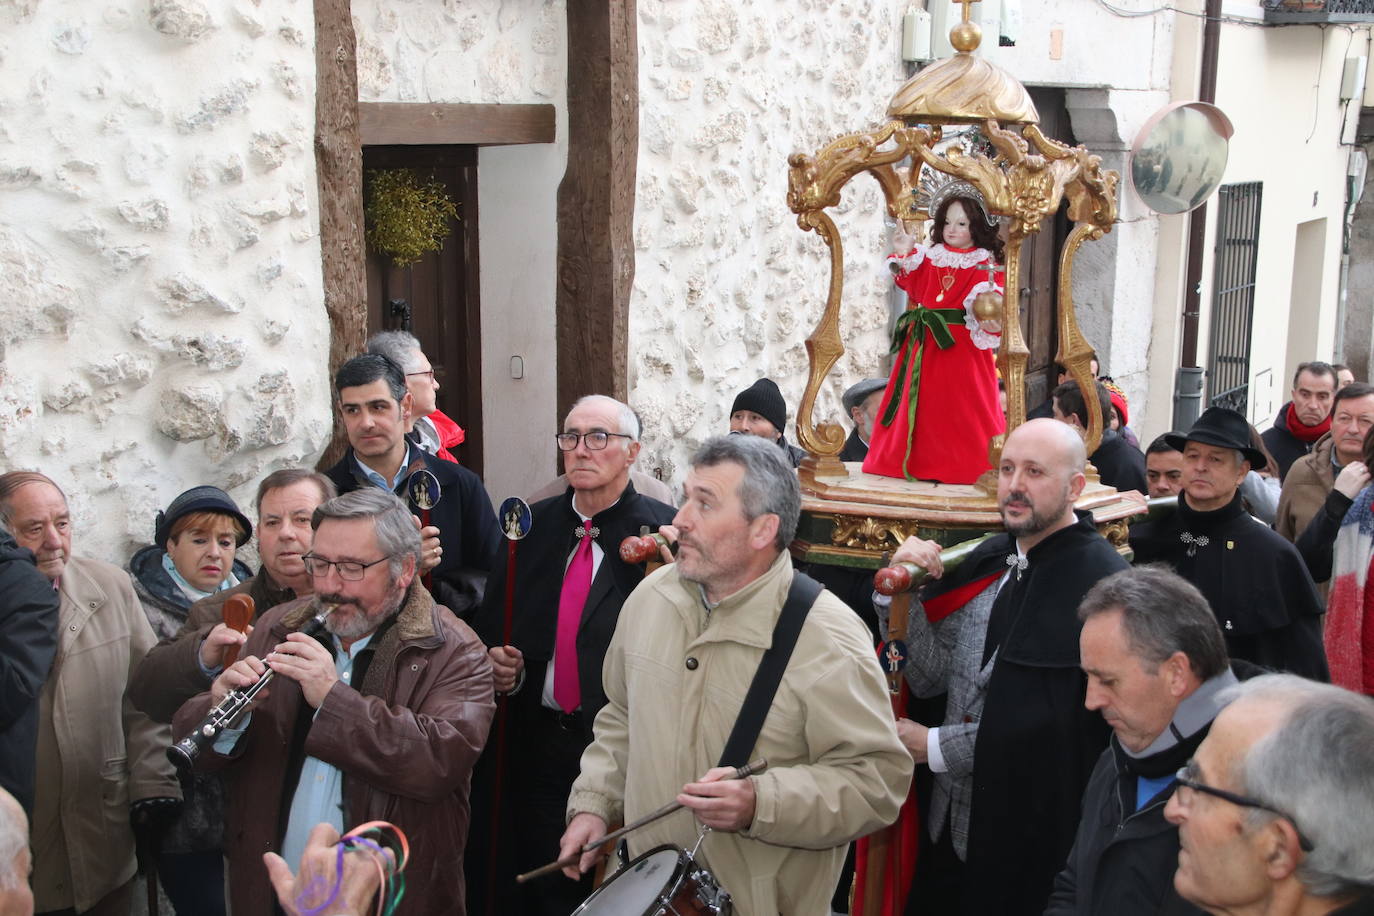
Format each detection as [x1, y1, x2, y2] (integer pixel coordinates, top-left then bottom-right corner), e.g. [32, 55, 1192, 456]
[515, 757, 769, 884]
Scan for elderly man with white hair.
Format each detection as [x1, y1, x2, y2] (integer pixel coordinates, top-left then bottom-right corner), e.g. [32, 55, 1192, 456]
[0, 787, 32, 916]
[1164, 674, 1374, 914]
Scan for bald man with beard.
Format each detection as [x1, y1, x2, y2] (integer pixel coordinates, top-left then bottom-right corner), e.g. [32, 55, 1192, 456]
[889, 418, 1129, 915]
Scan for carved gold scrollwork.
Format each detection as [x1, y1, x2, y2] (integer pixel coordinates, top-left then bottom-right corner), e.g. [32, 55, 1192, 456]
[1099, 518, 1131, 550]
[789, 104, 1121, 474]
[829, 515, 921, 552]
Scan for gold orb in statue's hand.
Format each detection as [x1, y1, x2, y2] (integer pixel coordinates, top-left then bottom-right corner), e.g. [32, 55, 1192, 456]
[972, 289, 1003, 321]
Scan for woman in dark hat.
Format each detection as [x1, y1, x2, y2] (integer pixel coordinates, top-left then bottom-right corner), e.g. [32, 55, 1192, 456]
[129, 485, 253, 641]
[127, 485, 252, 916]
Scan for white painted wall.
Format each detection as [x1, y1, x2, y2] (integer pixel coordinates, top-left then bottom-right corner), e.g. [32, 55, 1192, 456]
[0, 0, 331, 565]
[1207, 22, 1369, 429]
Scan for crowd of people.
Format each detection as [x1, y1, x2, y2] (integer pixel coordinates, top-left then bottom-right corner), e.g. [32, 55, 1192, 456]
[0, 333, 1371, 916]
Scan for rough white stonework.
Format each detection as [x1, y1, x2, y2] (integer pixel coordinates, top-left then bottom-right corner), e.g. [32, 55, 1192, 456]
[0, 0, 331, 565]
[630, 0, 905, 484]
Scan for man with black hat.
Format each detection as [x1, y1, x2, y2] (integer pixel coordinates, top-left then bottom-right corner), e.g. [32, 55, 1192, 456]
[1129, 407, 1328, 679]
[839, 378, 886, 463]
[730, 377, 805, 467]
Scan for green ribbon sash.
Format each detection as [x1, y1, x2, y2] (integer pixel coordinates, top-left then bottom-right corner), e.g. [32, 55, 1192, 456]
[879, 304, 965, 480]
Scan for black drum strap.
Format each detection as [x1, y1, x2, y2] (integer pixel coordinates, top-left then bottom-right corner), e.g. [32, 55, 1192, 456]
[716, 572, 822, 768]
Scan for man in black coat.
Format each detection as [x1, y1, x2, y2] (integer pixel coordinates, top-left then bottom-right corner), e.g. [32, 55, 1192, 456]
[0, 527, 58, 816]
[890, 418, 1127, 916]
[322, 354, 500, 619]
[1053, 379, 1148, 494]
[1130, 407, 1328, 680]
[839, 378, 886, 463]
[467, 395, 676, 916]
[1046, 565, 1238, 916]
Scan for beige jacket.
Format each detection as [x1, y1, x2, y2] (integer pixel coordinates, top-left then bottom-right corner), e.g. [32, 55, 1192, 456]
[31, 556, 179, 911]
[1276, 432, 1337, 546]
[569, 552, 912, 916]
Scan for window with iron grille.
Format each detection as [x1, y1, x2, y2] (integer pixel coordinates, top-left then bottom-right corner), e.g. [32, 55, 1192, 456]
[1207, 182, 1263, 414]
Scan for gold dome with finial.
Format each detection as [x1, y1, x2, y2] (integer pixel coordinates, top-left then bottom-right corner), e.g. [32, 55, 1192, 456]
[887, 0, 1039, 125]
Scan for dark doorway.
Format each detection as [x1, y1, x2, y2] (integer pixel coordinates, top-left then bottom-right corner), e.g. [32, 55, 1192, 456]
[1016, 87, 1075, 412]
[363, 145, 483, 478]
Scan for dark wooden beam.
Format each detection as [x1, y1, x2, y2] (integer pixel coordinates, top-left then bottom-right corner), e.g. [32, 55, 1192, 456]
[313, 0, 367, 469]
[555, 0, 637, 418]
[359, 102, 556, 147]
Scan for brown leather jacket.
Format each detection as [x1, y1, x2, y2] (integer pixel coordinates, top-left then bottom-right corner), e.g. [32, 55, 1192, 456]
[128, 571, 297, 723]
[173, 585, 495, 916]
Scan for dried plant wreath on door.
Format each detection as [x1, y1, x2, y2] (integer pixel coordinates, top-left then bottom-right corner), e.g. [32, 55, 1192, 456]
[364, 169, 460, 267]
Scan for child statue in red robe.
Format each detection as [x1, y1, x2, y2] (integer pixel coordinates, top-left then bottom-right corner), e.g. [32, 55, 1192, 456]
[862, 188, 1006, 483]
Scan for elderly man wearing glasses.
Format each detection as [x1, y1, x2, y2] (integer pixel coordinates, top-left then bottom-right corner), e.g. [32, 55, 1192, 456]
[467, 395, 676, 916]
[1046, 565, 1246, 916]
[173, 488, 495, 916]
[1163, 674, 1374, 915]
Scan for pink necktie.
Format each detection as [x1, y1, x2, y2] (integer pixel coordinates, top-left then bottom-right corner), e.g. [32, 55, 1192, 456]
[554, 520, 594, 713]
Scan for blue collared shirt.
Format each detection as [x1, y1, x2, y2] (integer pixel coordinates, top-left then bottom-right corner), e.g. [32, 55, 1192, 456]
[279, 632, 374, 870]
[353, 448, 409, 492]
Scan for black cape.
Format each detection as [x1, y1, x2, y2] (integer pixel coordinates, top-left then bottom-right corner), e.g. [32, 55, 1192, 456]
[1129, 493, 1328, 680]
[933, 511, 1127, 916]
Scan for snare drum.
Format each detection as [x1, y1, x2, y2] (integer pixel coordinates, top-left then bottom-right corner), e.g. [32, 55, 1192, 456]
[572, 845, 732, 916]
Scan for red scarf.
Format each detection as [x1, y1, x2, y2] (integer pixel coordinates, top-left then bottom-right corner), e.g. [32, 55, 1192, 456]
[1285, 402, 1331, 443]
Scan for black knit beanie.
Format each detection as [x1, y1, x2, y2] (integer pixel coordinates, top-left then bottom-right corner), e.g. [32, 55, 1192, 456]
[731, 378, 788, 434]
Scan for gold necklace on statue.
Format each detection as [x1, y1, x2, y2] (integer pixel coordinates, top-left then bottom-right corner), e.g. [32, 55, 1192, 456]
[934, 267, 956, 302]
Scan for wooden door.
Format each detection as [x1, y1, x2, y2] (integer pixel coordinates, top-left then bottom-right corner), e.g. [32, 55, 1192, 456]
[363, 145, 483, 478]
[1015, 88, 1074, 411]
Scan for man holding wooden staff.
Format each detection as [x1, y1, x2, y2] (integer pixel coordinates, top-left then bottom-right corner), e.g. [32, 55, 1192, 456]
[887, 418, 1127, 916]
[466, 395, 675, 915]
[559, 434, 911, 916]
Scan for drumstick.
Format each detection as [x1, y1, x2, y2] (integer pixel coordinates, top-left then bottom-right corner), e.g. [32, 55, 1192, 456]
[515, 758, 768, 884]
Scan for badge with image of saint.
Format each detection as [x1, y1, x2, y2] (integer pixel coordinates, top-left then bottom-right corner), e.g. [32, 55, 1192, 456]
[499, 497, 532, 541]
[407, 469, 442, 511]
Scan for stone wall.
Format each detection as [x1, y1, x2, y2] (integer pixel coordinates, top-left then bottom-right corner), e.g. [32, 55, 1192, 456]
[0, 0, 331, 564]
[628, 0, 905, 485]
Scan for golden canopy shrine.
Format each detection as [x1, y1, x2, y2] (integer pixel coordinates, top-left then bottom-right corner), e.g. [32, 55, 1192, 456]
[785, 0, 1145, 573]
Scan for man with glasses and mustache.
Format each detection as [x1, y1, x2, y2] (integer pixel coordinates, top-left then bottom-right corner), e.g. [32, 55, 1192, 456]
[1164, 674, 1374, 915]
[173, 488, 495, 916]
[466, 395, 676, 915]
[886, 417, 1128, 915]
[1047, 565, 1244, 916]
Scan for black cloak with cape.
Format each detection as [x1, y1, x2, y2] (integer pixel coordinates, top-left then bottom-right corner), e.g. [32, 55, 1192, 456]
[920, 509, 1127, 916]
[1129, 492, 1328, 681]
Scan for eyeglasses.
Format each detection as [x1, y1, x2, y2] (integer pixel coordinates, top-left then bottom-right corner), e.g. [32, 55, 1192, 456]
[406, 369, 435, 382]
[301, 554, 392, 581]
[555, 432, 634, 451]
[1174, 763, 1315, 852]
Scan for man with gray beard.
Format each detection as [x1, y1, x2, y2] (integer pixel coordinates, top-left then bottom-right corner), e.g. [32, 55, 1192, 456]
[889, 418, 1128, 915]
[173, 489, 495, 916]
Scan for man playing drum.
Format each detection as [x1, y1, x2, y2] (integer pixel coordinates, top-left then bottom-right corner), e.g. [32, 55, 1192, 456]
[558, 434, 911, 915]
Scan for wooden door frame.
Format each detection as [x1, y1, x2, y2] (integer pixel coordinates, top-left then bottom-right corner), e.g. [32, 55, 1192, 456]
[315, 0, 624, 474]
